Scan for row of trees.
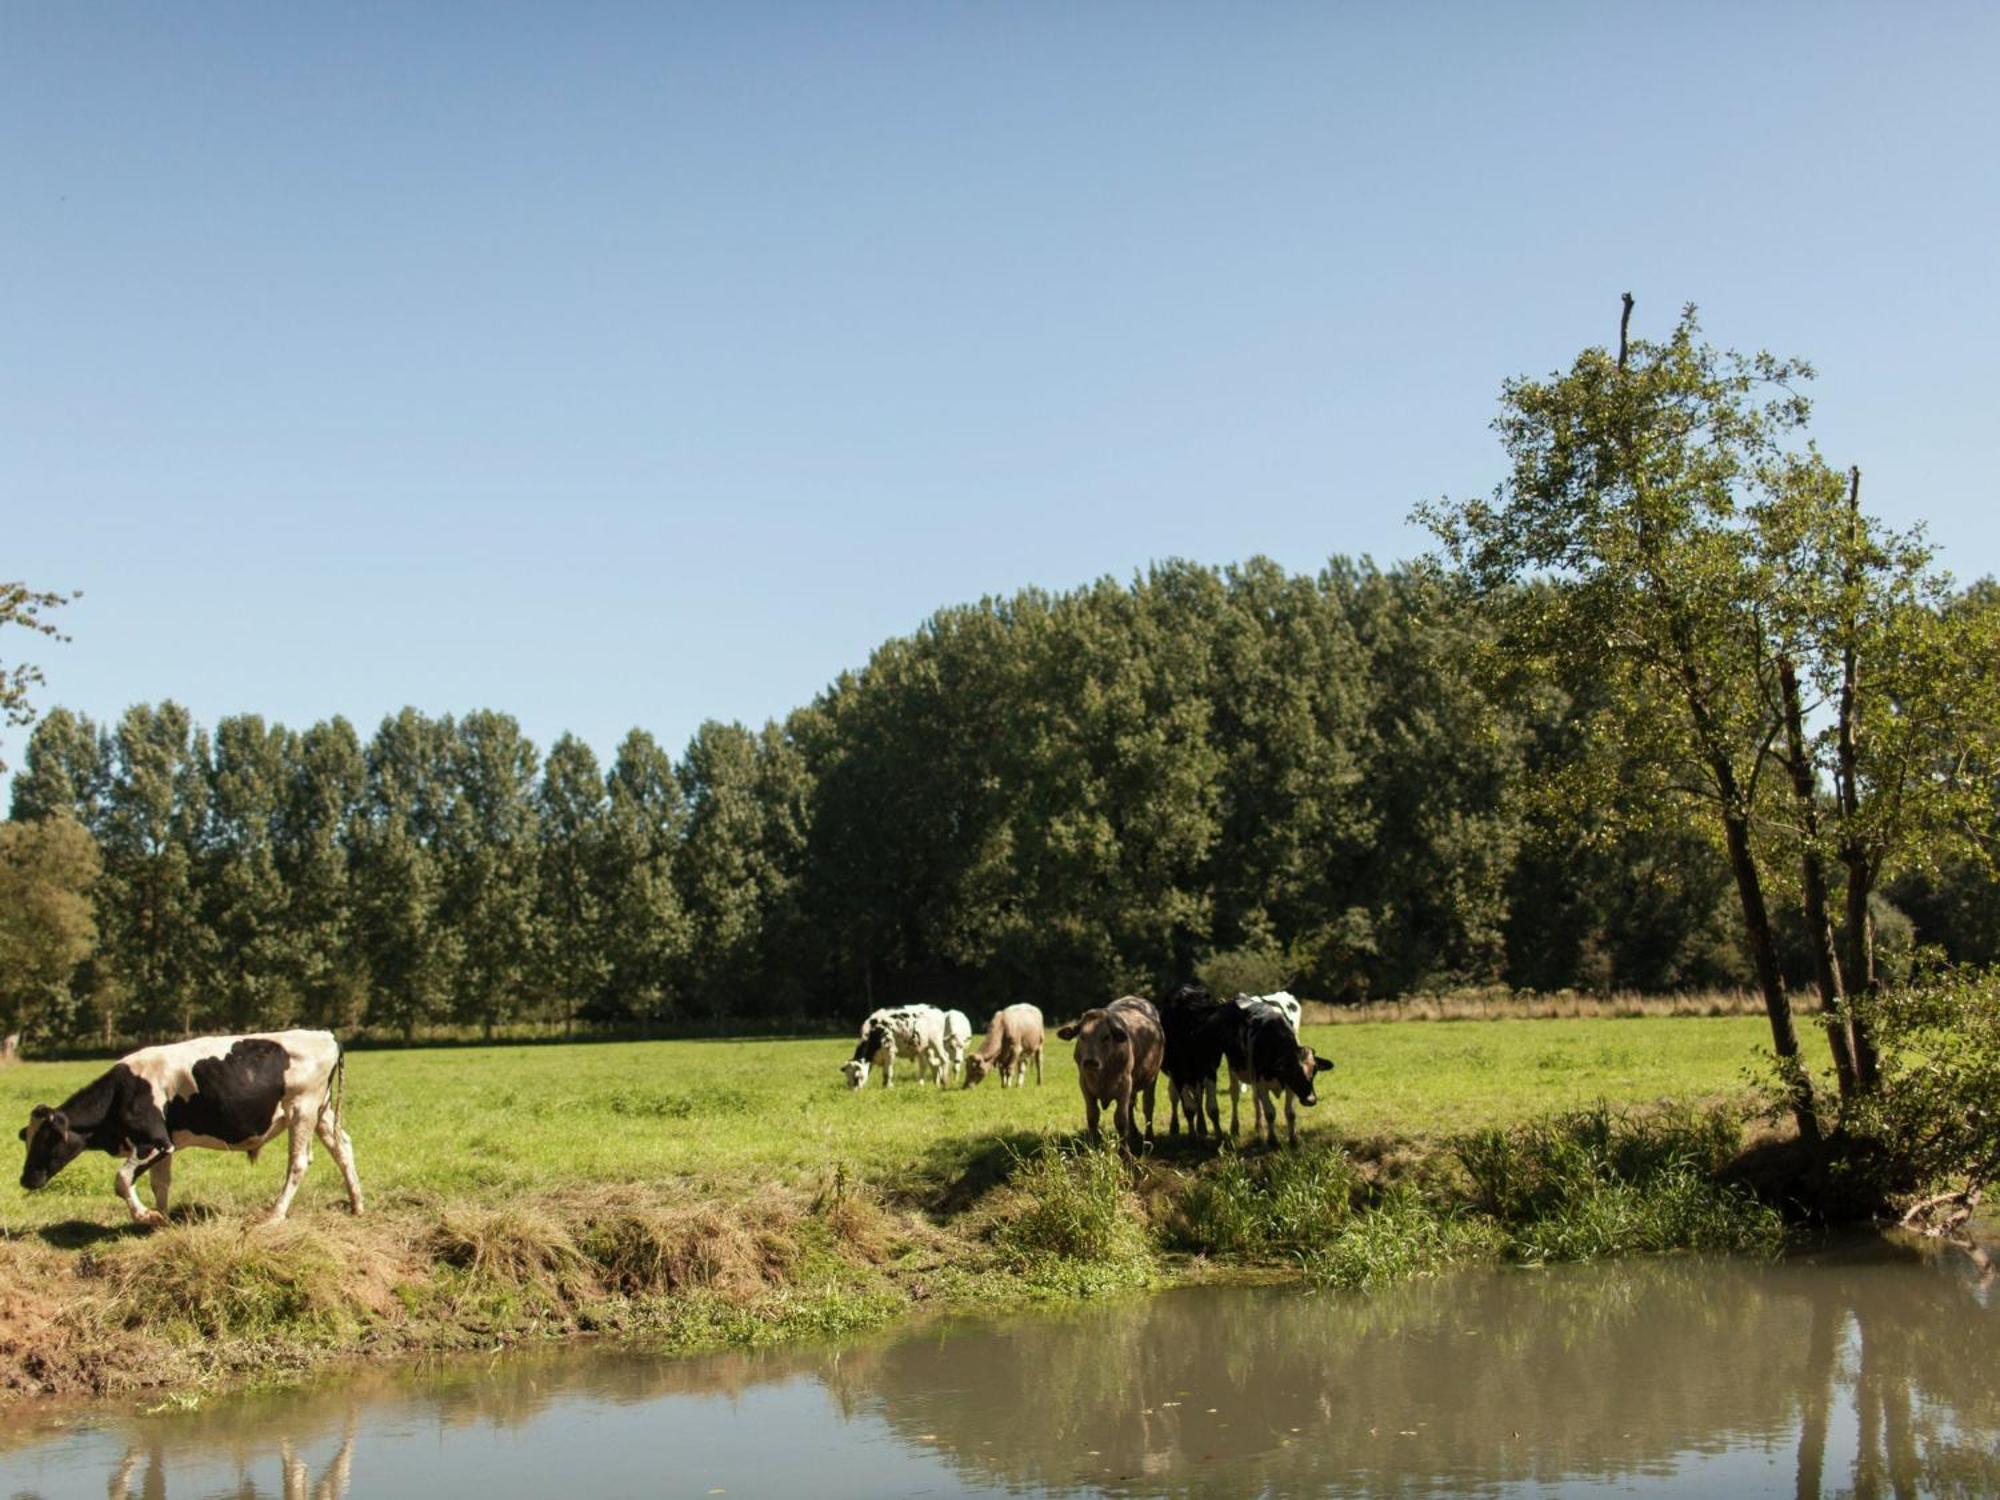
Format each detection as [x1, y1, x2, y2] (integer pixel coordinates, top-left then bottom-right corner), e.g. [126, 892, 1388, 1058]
[4, 305, 1995, 1058]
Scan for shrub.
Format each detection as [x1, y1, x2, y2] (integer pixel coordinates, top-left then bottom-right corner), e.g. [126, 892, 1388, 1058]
[992, 1142, 1152, 1274]
[1302, 1190, 1501, 1289]
[1456, 1103, 1779, 1263]
[1838, 967, 2000, 1230]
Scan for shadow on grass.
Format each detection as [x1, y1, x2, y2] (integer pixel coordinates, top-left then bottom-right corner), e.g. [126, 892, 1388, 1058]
[910, 1130, 1049, 1216]
[22, 1218, 144, 1250]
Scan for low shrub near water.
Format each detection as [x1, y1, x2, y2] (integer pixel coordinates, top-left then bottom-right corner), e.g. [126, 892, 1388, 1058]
[1457, 1104, 1782, 1262]
[1301, 1189, 1503, 1289]
[991, 1141, 1154, 1285]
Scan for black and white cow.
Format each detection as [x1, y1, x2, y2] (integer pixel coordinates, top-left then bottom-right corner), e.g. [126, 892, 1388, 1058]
[17, 1030, 363, 1228]
[842, 1006, 952, 1089]
[1241, 1007, 1335, 1149]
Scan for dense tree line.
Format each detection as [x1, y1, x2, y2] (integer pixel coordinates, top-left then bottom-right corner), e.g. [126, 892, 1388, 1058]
[5, 550, 1991, 1050]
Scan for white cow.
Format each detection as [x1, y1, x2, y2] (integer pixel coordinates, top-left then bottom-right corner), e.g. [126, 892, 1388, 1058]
[941, 1009, 972, 1083]
[841, 1005, 952, 1089]
[1224, 991, 1303, 1137]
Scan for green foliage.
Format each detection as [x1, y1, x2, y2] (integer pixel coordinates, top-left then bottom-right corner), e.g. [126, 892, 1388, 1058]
[1165, 1145, 1361, 1258]
[991, 1141, 1153, 1276]
[0, 814, 100, 1039]
[1836, 967, 2000, 1219]
[1299, 1189, 1502, 1290]
[1456, 1104, 1782, 1263]
[0, 579, 75, 773]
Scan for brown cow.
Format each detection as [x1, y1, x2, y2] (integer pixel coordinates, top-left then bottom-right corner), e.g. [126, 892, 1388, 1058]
[963, 1004, 1045, 1088]
[1055, 996, 1164, 1148]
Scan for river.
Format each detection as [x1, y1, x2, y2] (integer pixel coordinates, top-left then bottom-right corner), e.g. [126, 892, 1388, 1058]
[3, 1233, 1994, 1498]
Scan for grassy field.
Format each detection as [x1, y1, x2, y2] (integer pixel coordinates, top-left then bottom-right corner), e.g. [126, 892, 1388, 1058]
[0, 1016, 1815, 1228]
[0, 1014, 1827, 1407]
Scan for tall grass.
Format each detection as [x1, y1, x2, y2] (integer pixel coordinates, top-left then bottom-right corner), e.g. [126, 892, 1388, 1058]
[1456, 1104, 1783, 1263]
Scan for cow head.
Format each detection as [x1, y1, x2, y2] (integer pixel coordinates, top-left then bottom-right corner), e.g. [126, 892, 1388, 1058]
[963, 1054, 992, 1088]
[19, 1105, 84, 1191]
[1060, 1010, 1129, 1083]
[841, 1059, 870, 1089]
[1283, 1046, 1336, 1107]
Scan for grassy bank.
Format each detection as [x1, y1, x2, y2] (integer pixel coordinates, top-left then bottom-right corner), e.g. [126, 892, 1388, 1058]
[0, 1016, 1826, 1404]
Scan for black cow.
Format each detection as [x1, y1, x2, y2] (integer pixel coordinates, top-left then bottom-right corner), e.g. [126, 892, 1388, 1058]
[17, 1030, 363, 1228]
[1241, 1008, 1335, 1148]
[1158, 983, 1247, 1142]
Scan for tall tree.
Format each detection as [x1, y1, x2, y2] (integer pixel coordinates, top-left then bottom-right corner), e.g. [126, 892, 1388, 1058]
[354, 709, 458, 1038]
[600, 729, 689, 1025]
[1421, 300, 1825, 1142]
[536, 733, 612, 1031]
[277, 717, 368, 1028]
[0, 814, 100, 1041]
[204, 714, 297, 1031]
[439, 711, 542, 1036]
[97, 703, 215, 1037]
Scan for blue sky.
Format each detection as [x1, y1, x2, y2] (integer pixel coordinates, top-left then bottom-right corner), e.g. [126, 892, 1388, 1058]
[5, 3, 1996, 777]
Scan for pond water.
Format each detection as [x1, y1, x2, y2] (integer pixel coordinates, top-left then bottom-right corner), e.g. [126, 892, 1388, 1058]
[3, 1235, 1995, 1499]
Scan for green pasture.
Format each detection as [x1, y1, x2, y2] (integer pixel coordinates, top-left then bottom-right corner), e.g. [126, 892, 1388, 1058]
[0, 1016, 1824, 1231]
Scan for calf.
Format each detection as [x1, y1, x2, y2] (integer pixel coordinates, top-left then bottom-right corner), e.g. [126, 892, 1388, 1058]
[17, 1030, 363, 1227]
[841, 1005, 951, 1089]
[1056, 995, 1164, 1149]
[963, 1003, 1045, 1088]
[1241, 1007, 1335, 1148]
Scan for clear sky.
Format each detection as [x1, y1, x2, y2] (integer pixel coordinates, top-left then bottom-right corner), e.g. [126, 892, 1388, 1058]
[6, 3, 1996, 778]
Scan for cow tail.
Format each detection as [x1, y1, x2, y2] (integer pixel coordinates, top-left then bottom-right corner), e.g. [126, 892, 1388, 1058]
[321, 1048, 347, 1132]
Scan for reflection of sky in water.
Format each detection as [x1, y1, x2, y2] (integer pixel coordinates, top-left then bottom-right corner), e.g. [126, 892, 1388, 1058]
[2, 1238, 1995, 1499]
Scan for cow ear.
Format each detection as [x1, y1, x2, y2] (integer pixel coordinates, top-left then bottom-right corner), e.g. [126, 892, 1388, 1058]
[1315, 1053, 1337, 1072]
[1056, 1023, 1081, 1040]
[29, 1104, 49, 1121]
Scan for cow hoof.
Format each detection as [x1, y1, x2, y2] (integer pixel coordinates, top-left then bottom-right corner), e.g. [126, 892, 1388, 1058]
[134, 1210, 168, 1230]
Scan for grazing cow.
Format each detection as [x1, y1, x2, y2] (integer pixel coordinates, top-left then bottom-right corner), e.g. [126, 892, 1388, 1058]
[841, 1005, 952, 1089]
[941, 1009, 973, 1083]
[1222, 991, 1305, 1137]
[1241, 1007, 1335, 1148]
[1056, 995, 1164, 1149]
[1158, 983, 1247, 1142]
[963, 1004, 1045, 1088]
[17, 1030, 363, 1228]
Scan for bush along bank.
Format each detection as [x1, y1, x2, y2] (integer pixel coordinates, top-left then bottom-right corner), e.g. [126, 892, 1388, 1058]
[1, 1103, 1789, 1406]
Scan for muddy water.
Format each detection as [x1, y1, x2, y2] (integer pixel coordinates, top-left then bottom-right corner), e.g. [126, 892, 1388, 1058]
[3, 1236, 1996, 1499]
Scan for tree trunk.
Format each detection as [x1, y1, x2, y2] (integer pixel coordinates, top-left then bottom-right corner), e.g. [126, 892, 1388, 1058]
[1779, 657, 1861, 1098]
[1835, 465, 1883, 1092]
[1718, 790, 1821, 1146]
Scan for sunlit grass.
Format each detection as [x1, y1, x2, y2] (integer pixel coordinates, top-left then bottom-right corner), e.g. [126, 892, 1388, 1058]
[0, 1015, 1827, 1232]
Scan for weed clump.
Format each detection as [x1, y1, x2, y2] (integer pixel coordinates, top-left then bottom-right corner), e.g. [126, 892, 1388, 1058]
[1166, 1145, 1361, 1258]
[1456, 1104, 1782, 1262]
[1302, 1190, 1502, 1290]
[99, 1223, 360, 1345]
[991, 1141, 1153, 1284]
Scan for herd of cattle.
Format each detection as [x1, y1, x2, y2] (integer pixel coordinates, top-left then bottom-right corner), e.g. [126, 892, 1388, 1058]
[847, 984, 1332, 1150]
[11, 984, 1326, 1231]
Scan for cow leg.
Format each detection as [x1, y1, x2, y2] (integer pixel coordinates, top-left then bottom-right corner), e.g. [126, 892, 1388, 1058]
[1225, 1058, 1242, 1139]
[1113, 1086, 1134, 1151]
[1084, 1092, 1102, 1142]
[1203, 1077, 1223, 1141]
[264, 1109, 317, 1224]
[1034, 1047, 1043, 1086]
[148, 1152, 174, 1216]
[116, 1148, 170, 1228]
[316, 1107, 365, 1215]
[1286, 1093, 1299, 1148]
[1167, 1085, 1181, 1138]
[881, 1052, 893, 1089]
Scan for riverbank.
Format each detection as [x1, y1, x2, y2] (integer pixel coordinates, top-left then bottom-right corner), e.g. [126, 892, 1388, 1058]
[0, 1018, 1828, 1405]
